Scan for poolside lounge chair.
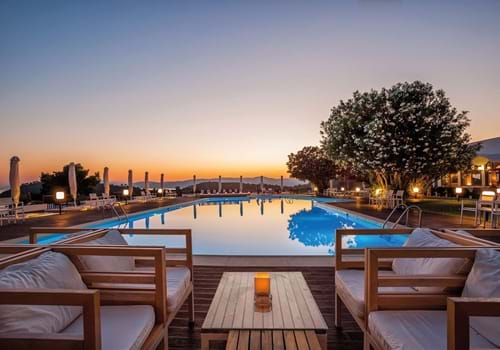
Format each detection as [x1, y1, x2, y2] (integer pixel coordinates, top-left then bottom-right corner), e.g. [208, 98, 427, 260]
[364, 247, 500, 350]
[334, 227, 494, 332]
[0, 245, 168, 350]
[47, 228, 195, 327]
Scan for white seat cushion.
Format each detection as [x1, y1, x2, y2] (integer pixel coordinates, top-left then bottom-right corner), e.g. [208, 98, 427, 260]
[335, 269, 415, 319]
[0, 251, 87, 333]
[62, 305, 155, 350]
[462, 248, 500, 347]
[392, 228, 471, 292]
[368, 310, 497, 350]
[76, 230, 135, 271]
[136, 266, 191, 311]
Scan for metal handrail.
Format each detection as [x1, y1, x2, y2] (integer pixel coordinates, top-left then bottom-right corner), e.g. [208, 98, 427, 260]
[110, 202, 129, 222]
[382, 204, 407, 228]
[386, 205, 423, 228]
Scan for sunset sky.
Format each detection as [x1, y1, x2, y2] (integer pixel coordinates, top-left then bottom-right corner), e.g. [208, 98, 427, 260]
[1, 0, 500, 187]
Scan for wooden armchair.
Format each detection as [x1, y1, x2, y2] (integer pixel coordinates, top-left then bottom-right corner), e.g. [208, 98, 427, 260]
[43, 227, 195, 327]
[0, 245, 168, 350]
[0, 244, 46, 267]
[29, 227, 106, 244]
[364, 247, 500, 350]
[334, 228, 495, 331]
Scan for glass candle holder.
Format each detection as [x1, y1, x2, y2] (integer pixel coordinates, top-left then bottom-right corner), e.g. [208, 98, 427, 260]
[254, 272, 272, 312]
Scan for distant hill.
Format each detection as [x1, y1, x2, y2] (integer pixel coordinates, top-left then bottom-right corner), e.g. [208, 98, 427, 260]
[132, 176, 307, 189]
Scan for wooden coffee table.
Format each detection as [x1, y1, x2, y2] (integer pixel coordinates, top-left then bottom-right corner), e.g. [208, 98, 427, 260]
[201, 272, 328, 349]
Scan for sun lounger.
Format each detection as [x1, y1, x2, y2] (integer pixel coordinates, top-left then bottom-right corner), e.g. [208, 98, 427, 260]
[0, 245, 168, 350]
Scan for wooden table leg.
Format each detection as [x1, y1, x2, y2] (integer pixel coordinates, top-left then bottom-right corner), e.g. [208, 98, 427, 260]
[317, 333, 327, 350]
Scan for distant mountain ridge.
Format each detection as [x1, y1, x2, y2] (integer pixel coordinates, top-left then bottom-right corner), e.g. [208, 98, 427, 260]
[132, 176, 307, 189]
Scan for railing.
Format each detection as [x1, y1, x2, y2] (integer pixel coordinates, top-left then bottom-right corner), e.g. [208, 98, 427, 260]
[110, 202, 129, 222]
[382, 204, 422, 228]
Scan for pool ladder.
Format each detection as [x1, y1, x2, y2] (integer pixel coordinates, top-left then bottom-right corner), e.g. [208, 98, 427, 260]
[111, 202, 129, 222]
[382, 204, 422, 228]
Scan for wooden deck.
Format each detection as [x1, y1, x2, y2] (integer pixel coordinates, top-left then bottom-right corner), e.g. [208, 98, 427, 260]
[170, 266, 362, 350]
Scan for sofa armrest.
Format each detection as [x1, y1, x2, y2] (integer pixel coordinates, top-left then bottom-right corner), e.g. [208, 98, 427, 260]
[0, 288, 101, 350]
[365, 247, 478, 313]
[447, 297, 500, 350]
[335, 229, 413, 270]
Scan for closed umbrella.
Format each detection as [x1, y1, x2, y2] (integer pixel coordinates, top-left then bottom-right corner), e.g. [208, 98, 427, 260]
[68, 162, 77, 206]
[280, 175, 284, 193]
[144, 171, 149, 194]
[128, 170, 133, 199]
[9, 156, 20, 219]
[103, 167, 110, 195]
[193, 175, 197, 194]
[160, 173, 164, 192]
[239, 176, 243, 193]
[218, 175, 222, 193]
[260, 176, 264, 193]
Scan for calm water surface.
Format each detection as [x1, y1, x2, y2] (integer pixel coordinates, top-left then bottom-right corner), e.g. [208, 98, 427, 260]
[88, 197, 407, 255]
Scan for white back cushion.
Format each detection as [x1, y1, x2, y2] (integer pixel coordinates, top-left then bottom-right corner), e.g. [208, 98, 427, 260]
[392, 228, 471, 292]
[0, 251, 86, 333]
[462, 248, 500, 347]
[77, 230, 135, 271]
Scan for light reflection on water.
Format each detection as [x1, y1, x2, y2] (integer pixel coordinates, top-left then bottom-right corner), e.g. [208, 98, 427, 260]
[95, 198, 407, 256]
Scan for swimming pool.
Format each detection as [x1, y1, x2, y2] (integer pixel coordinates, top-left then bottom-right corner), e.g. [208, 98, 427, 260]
[81, 196, 407, 256]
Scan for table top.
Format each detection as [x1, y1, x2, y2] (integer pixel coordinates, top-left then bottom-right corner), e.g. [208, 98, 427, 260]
[202, 272, 328, 331]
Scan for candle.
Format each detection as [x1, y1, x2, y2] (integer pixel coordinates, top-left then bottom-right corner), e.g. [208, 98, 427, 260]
[254, 272, 270, 297]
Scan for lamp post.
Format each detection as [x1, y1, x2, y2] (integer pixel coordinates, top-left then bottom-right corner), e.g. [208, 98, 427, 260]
[55, 191, 65, 215]
[455, 187, 463, 202]
[123, 189, 129, 205]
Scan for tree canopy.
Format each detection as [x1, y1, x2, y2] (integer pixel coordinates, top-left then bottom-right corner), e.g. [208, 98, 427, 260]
[41, 163, 100, 199]
[286, 146, 336, 191]
[320, 81, 479, 191]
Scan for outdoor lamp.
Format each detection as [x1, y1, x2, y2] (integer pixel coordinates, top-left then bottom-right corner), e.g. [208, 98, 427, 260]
[123, 189, 129, 196]
[254, 272, 272, 311]
[55, 191, 65, 215]
[497, 188, 500, 194]
[413, 187, 419, 193]
[158, 188, 163, 194]
[375, 188, 381, 195]
[355, 187, 360, 192]
[340, 187, 345, 191]
[455, 187, 463, 194]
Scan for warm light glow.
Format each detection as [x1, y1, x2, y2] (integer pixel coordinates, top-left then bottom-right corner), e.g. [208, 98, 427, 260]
[375, 188, 381, 195]
[455, 187, 463, 194]
[340, 187, 345, 191]
[478, 165, 485, 171]
[355, 187, 360, 192]
[157, 188, 163, 194]
[497, 188, 500, 194]
[123, 189, 129, 196]
[254, 272, 271, 296]
[482, 191, 496, 198]
[413, 187, 419, 193]
[55, 191, 65, 200]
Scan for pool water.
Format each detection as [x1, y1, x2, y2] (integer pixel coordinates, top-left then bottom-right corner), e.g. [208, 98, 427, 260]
[84, 196, 407, 256]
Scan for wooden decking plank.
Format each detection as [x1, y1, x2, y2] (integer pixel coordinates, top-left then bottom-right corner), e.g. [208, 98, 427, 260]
[295, 273, 328, 329]
[213, 272, 237, 327]
[243, 273, 255, 328]
[288, 272, 315, 329]
[233, 271, 250, 328]
[270, 273, 284, 329]
[281, 272, 305, 328]
[203, 272, 230, 328]
[276, 273, 294, 328]
[223, 272, 242, 327]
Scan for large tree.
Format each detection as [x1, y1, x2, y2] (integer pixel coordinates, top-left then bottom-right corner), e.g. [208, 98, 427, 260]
[287, 146, 336, 192]
[41, 163, 100, 199]
[321, 81, 479, 192]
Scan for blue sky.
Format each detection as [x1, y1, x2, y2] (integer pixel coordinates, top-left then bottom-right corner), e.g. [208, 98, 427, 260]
[1, 0, 499, 185]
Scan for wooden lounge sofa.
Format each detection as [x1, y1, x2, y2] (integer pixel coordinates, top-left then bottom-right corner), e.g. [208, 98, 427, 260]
[32, 227, 195, 327]
[0, 245, 169, 350]
[334, 228, 496, 332]
[0, 244, 46, 265]
[363, 246, 500, 350]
